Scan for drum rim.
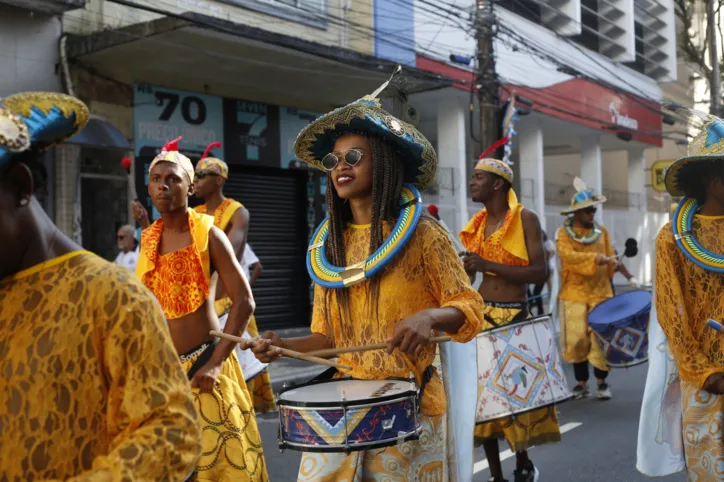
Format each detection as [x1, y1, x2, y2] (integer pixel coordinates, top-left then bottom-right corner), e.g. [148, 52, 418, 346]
[278, 394, 417, 411]
[278, 426, 421, 453]
[277, 377, 418, 408]
[587, 289, 652, 326]
[604, 357, 649, 369]
[475, 395, 574, 424]
[479, 313, 553, 336]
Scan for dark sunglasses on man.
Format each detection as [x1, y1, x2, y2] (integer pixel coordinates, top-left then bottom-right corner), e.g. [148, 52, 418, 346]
[582, 207, 597, 215]
[194, 169, 220, 179]
[321, 148, 364, 171]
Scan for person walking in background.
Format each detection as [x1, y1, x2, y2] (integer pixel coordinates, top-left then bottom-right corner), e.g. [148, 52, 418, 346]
[114, 224, 139, 271]
[242, 243, 263, 287]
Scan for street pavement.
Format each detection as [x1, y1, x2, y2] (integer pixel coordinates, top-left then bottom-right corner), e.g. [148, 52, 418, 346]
[255, 360, 687, 481]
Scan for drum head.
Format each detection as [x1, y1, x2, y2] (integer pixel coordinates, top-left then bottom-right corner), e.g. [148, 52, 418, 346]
[278, 379, 416, 407]
[588, 290, 652, 330]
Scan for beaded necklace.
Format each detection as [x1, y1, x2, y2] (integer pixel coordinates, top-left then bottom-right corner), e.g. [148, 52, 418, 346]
[672, 197, 724, 273]
[562, 217, 602, 245]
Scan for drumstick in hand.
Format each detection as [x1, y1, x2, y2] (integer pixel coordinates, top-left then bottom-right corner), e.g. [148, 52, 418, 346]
[210, 330, 351, 370]
[306, 335, 452, 358]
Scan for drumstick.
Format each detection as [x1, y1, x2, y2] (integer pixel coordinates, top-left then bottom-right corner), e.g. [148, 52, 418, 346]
[209, 330, 351, 370]
[306, 335, 452, 358]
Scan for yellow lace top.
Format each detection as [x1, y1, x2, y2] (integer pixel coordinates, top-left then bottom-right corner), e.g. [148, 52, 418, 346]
[0, 252, 199, 479]
[311, 217, 484, 416]
[556, 224, 615, 305]
[137, 208, 214, 320]
[656, 218, 724, 389]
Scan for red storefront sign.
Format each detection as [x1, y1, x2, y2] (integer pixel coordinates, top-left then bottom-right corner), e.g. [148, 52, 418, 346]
[416, 55, 663, 147]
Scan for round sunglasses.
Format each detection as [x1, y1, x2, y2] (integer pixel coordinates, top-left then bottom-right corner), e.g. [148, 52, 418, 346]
[321, 149, 363, 171]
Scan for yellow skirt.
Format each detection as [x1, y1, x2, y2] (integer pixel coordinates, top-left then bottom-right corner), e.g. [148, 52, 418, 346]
[215, 298, 276, 414]
[182, 347, 269, 482]
[558, 299, 608, 372]
[474, 303, 561, 452]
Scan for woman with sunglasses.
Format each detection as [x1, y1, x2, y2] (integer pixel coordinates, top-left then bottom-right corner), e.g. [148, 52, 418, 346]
[245, 86, 484, 480]
[556, 177, 620, 400]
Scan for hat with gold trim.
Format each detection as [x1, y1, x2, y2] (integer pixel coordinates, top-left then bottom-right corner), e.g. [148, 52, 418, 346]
[294, 67, 437, 189]
[0, 92, 88, 170]
[561, 177, 607, 215]
[664, 116, 724, 197]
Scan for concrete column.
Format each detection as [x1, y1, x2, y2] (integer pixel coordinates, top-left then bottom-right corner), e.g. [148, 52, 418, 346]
[518, 120, 546, 230]
[54, 144, 81, 241]
[580, 134, 603, 221]
[627, 148, 647, 212]
[436, 97, 469, 234]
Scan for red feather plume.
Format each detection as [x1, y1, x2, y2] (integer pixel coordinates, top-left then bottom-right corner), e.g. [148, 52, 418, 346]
[201, 141, 222, 160]
[163, 136, 183, 153]
[478, 137, 510, 160]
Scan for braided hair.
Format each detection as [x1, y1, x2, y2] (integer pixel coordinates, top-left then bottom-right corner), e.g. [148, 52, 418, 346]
[322, 135, 405, 337]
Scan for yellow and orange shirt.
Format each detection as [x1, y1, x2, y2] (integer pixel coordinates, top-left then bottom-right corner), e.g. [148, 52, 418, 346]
[656, 217, 724, 389]
[137, 208, 215, 320]
[311, 217, 484, 416]
[556, 223, 615, 306]
[0, 251, 200, 479]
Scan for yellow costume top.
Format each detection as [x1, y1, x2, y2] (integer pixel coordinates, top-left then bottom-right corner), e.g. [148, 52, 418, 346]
[460, 189, 529, 268]
[137, 208, 215, 319]
[311, 218, 484, 416]
[655, 218, 724, 389]
[194, 198, 244, 315]
[194, 198, 244, 232]
[556, 224, 615, 305]
[0, 251, 200, 479]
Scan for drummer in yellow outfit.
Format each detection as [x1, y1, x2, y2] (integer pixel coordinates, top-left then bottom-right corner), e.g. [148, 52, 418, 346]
[461, 158, 560, 482]
[556, 177, 622, 400]
[136, 137, 269, 481]
[193, 142, 276, 413]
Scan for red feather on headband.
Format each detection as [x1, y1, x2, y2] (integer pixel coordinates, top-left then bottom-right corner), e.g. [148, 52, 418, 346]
[479, 137, 510, 160]
[201, 141, 222, 160]
[163, 136, 183, 152]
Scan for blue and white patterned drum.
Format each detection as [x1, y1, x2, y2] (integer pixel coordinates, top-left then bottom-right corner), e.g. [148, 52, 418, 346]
[476, 315, 572, 423]
[589, 289, 652, 368]
[277, 379, 421, 453]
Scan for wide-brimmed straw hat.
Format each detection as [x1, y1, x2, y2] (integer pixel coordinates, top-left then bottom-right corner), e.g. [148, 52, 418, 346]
[560, 177, 607, 215]
[294, 68, 437, 190]
[665, 116, 724, 197]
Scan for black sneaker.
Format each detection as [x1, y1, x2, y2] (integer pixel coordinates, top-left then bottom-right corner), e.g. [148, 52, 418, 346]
[572, 384, 590, 400]
[514, 465, 539, 482]
[487, 478, 508, 482]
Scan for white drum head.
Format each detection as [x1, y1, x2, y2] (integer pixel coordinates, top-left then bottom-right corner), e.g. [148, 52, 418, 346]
[280, 379, 414, 404]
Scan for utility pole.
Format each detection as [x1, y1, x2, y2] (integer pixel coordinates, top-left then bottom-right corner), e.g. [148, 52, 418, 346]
[708, 0, 721, 116]
[476, 0, 514, 191]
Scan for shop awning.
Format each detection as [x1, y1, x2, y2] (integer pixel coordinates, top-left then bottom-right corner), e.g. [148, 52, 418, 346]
[67, 115, 132, 150]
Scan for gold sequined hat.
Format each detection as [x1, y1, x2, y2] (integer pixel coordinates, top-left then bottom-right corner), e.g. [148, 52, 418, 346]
[294, 67, 437, 189]
[195, 141, 228, 179]
[664, 116, 724, 196]
[560, 177, 607, 215]
[149, 136, 195, 182]
[475, 158, 514, 183]
[0, 92, 88, 170]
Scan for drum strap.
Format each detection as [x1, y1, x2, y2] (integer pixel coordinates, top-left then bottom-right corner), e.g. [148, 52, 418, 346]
[186, 339, 220, 381]
[417, 365, 434, 408]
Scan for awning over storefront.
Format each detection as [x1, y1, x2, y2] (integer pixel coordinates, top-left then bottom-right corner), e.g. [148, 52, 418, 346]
[64, 12, 456, 111]
[67, 115, 132, 150]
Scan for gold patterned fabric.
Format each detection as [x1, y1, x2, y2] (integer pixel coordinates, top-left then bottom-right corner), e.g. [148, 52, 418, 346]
[556, 224, 614, 370]
[474, 304, 562, 451]
[474, 158, 514, 183]
[181, 349, 269, 481]
[297, 414, 446, 482]
[680, 381, 724, 480]
[655, 218, 724, 389]
[311, 218, 484, 416]
[0, 251, 200, 480]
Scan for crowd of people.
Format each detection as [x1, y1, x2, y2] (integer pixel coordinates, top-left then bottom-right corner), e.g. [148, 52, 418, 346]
[0, 79, 721, 482]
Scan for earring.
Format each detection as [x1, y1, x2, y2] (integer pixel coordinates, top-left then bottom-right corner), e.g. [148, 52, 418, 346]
[19, 198, 29, 206]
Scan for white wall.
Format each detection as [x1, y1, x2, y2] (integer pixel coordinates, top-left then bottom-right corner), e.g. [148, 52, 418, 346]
[0, 7, 62, 96]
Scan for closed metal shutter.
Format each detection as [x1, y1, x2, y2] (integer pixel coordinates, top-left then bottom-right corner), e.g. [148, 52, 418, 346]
[223, 166, 310, 330]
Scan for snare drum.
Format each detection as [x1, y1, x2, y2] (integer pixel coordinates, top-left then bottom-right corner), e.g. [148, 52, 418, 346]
[219, 313, 268, 381]
[277, 379, 421, 452]
[588, 289, 651, 368]
[476, 315, 572, 423]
